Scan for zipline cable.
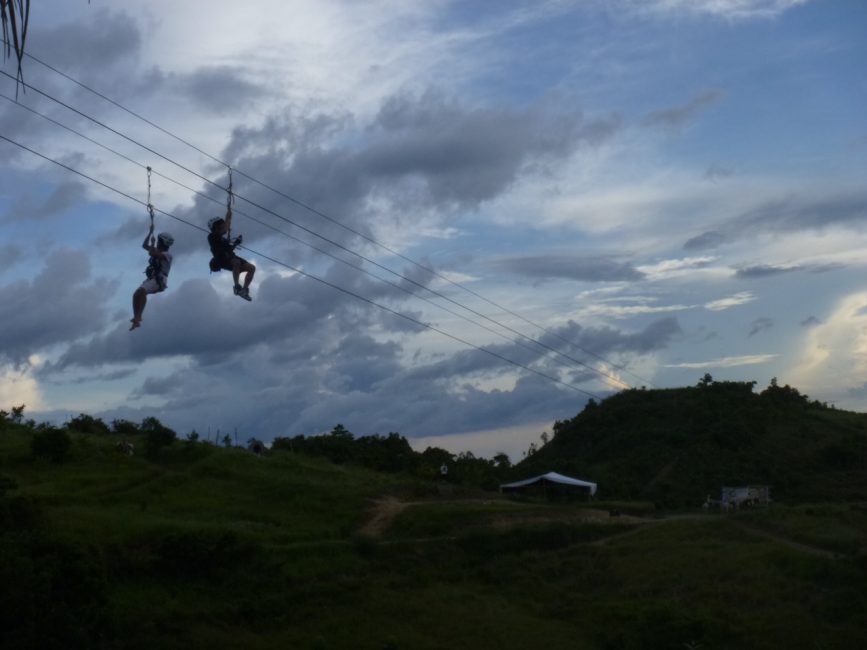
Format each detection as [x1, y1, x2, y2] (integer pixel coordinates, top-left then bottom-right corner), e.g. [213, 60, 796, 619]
[0, 79, 633, 390]
[0, 91, 628, 389]
[0, 131, 604, 399]
[0, 48, 655, 388]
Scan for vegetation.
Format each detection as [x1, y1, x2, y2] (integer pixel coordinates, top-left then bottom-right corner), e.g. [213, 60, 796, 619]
[517, 376, 867, 507]
[1, 380, 866, 648]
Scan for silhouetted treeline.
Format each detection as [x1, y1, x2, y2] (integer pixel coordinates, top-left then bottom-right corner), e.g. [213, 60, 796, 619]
[517, 376, 867, 506]
[272, 424, 511, 489]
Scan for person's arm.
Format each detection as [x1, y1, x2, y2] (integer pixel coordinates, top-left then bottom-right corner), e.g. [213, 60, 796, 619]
[225, 205, 233, 233]
[142, 225, 155, 251]
[142, 225, 166, 259]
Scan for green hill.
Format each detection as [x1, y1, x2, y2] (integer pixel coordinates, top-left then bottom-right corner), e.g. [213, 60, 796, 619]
[516, 378, 867, 506]
[2, 396, 867, 649]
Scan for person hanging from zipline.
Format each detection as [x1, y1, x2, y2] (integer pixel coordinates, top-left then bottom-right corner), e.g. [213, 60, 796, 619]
[207, 168, 255, 301]
[130, 224, 174, 330]
[131, 167, 174, 331]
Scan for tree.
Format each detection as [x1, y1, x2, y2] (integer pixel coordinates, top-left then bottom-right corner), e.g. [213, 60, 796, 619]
[141, 417, 176, 457]
[31, 427, 72, 463]
[66, 413, 110, 435]
[222, 434, 232, 448]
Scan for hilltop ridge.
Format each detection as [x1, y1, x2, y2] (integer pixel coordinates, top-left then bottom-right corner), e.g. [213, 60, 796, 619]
[516, 377, 867, 506]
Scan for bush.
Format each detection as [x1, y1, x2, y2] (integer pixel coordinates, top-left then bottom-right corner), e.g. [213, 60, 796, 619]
[31, 428, 72, 463]
[111, 418, 140, 436]
[65, 413, 111, 435]
[141, 417, 177, 457]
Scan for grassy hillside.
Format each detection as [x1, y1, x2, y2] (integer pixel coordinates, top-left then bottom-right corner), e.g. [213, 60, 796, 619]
[2, 416, 867, 649]
[516, 379, 867, 506]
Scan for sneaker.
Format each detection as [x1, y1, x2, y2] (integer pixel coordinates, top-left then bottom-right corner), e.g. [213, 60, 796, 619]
[233, 284, 243, 296]
[239, 287, 252, 302]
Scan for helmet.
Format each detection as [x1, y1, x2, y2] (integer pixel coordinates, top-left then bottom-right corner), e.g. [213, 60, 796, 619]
[157, 232, 174, 248]
[208, 217, 224, 231]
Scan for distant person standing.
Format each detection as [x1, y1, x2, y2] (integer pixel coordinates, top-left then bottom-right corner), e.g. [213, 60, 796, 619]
[130, 225, 174, 330]
[207, 205, 255, 301]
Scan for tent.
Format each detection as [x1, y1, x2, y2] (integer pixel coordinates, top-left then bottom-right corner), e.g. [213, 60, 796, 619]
[500, 471, 597, 496]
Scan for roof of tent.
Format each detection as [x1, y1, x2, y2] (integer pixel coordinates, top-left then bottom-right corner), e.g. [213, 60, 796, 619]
[500, 471, 597, 495]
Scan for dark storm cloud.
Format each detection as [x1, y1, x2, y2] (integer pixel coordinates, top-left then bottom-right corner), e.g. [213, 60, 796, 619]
[52, 254, 430, 371]
[643, 89, 724, 128]
[0, 248, 117, 363]
[547, 317, 682, 356]
[488, 253, 644, 282]
[3, 180, 86, 221]
[734, 264, 800, 279]
[28, 9, 141, 75]
[683, 192, 867, 250]
[683, 230, 726, 251]
[214, 90, 622, 255]
[74, 316, 681, 443]
[146, 66, 269, 115]
[0, 244, 23, 271]
[747, 317, 774, 337]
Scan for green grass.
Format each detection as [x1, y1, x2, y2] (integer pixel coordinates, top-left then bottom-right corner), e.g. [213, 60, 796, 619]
[2, 428, 867, 649]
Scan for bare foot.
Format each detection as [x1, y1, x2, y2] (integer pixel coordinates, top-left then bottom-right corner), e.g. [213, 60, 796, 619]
[129, 319, 141, 331]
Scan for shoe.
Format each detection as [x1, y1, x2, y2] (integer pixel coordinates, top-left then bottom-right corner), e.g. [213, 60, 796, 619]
[233, 284, 243, 295]
[239, 287, 252, 302]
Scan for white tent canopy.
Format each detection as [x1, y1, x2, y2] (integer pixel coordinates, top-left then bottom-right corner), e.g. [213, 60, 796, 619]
[500, 471, 597, 496]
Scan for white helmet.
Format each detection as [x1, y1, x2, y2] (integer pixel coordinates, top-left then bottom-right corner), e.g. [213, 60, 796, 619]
[157, 232, 174, 248]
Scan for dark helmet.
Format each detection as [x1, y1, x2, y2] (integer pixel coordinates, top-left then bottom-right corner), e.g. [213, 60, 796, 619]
[208, 217, 225, 231]
[157, 232, 174, 248]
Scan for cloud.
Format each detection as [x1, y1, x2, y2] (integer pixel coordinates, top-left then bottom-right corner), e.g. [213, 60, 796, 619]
[3, 181, 86, 221]
[684, 230, 727, 251]
[788, 291, 867, 397]
[747, 317, 774, 337]
[0, 362, 45, 411]
[29, 9, 142, 76]
[0, 244, 23, 272]
[683, 191, 867, 250]
[0, 249, 117, 364]
[665, 354, 777, 369]
[637, 0, 810, 20]
[489, 253, 644, 283]
[151, 65, 270, 115]
[800, 315, 820, 327]
[704, 291, 755, 311]
[643, 89, 724, 129]
[734, 264, 800, 279]
[704, 163, 735, 181]
[218, 89, 623, 246]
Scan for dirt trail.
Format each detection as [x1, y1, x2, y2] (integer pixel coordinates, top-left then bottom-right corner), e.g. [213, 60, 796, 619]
[358, 499, 843, 560]
[730, 521, 839, 559]
[358, 497, 410, 538]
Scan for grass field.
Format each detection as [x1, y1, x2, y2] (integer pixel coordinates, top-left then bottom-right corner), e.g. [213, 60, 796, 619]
[2, 429, 866, 649]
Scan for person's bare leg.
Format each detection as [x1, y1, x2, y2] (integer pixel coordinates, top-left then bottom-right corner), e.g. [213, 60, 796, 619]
[131, 288, 147, 330]
[232, 259, 242, 288]
[242, 261, 255, 289]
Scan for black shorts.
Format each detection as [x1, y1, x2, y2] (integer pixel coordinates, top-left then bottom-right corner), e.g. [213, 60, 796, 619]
[215, 255, 247, 271]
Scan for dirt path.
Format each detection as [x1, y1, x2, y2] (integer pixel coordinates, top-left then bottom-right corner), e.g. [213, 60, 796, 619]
[357, 497, 411, 538]
[730, 521, 839, 559]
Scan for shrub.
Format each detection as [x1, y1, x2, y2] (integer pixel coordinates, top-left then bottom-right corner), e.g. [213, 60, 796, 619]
[141, 417, 177, 457]
[65, 413, 111, 435]
[31, 428, 72, 463]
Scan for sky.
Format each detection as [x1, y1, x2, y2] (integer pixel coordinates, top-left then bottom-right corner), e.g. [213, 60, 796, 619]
[1, 0, 865, 459]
